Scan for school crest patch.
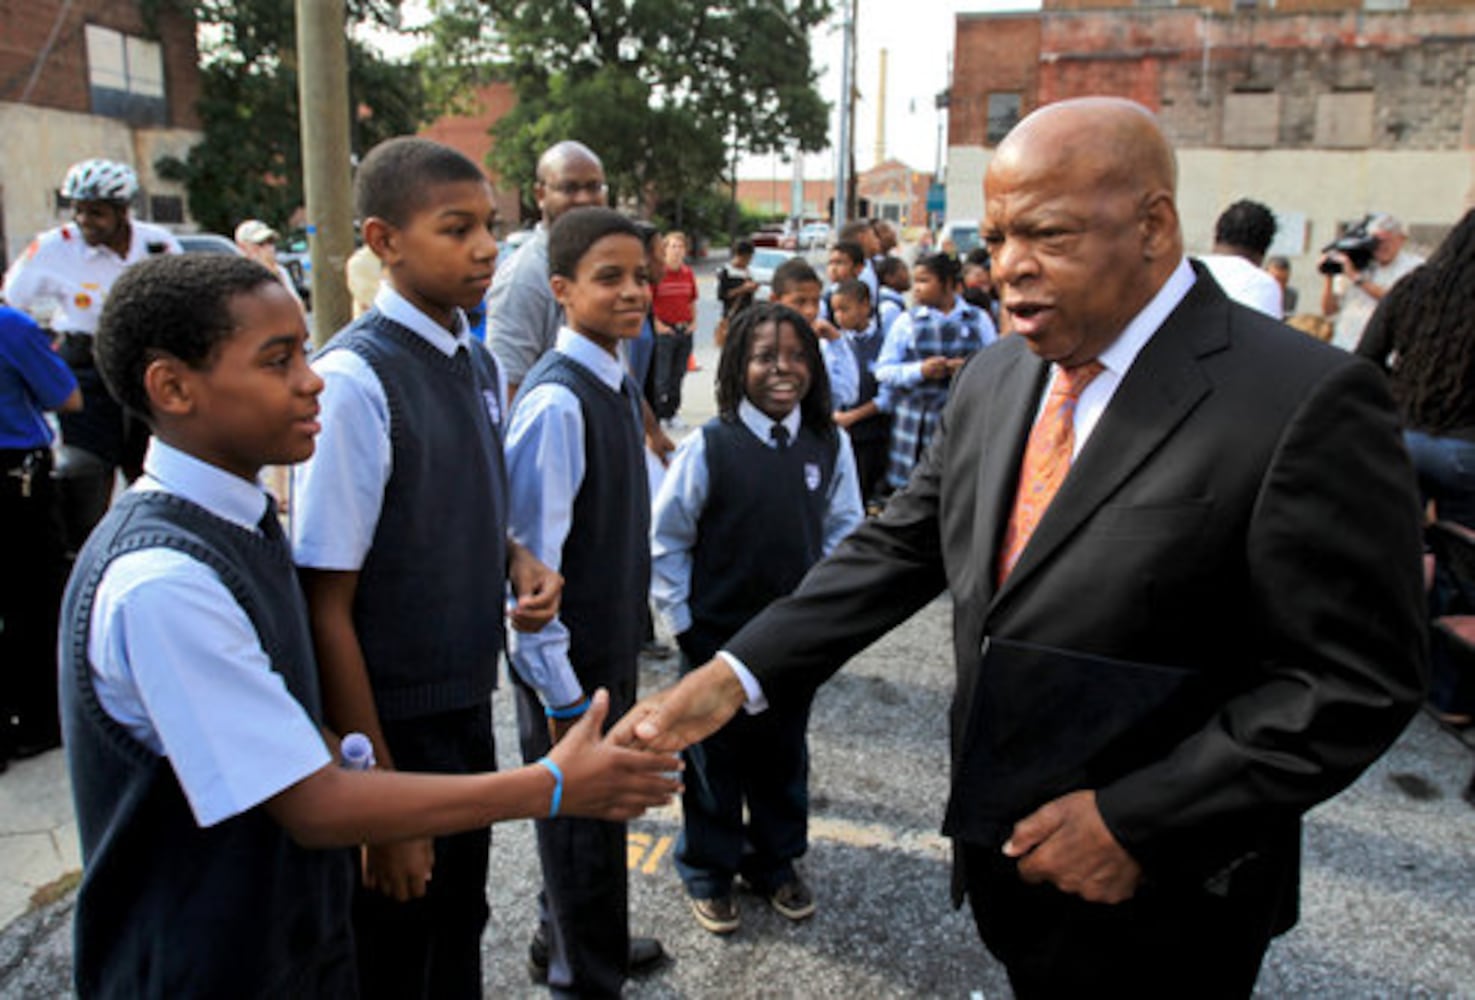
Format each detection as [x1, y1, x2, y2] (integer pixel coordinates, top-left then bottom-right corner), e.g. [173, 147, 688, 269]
[805, 462, 821, 492]
[74, 292, 92, 310]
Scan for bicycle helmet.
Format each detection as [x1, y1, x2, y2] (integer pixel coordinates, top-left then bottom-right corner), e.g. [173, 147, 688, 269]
[61, 159, 139, 203]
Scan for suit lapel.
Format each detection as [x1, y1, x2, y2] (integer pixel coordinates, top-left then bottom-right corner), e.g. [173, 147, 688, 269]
[990, 271, 1228, 605]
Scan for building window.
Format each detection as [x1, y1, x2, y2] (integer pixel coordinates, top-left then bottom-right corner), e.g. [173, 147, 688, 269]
[1314, 91, 1375, 149]
[1363, 0, 1409, 9]
[1222, 92, 1279, 148]
[150, 195, 185, 224]
[85, 24, 166, 126]
[986, 93, 1022, 146]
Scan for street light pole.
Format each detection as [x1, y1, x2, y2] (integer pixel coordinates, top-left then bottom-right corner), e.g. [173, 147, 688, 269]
[834, 0, 854, 232]
[295, 0, 354, 344]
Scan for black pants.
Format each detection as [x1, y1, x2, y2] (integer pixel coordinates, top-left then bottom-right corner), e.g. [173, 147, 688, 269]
[0, 448, 67, 751]
[515, 678, 633, 999]
[674, 659, 813, 899]
[962, 845, 1284, 998]
[352, 704, 494, 1000]
[652, 327, 693, 421]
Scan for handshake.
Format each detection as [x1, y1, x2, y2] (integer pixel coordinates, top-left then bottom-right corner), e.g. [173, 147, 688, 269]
[553, 663, 745, 821]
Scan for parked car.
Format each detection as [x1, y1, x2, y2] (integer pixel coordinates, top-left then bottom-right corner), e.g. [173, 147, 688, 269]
[750, 247, 797, 300]
[750, 224, 787, 249]
[938, 219, 982, 256]
[176, 233, 243, 256]
[277, 231, 313, 308]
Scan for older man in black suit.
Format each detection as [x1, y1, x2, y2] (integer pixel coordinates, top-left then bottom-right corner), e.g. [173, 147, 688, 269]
[614, 97, 1425, 996]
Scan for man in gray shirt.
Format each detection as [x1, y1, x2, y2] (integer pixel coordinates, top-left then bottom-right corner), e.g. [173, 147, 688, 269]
[487, 141, 609, 394]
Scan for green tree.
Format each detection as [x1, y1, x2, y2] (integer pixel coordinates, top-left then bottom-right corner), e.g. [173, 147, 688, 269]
[427, 0, 832, 229]
[152, 0, 427, 235]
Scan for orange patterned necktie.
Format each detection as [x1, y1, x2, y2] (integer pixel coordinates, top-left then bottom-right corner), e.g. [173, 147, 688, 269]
[997, 360, 1105, 585]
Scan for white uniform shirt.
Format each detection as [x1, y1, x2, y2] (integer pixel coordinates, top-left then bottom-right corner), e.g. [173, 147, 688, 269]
[290, 284, 507, 571]
[88, 439, 331, 828]
[1330, 248, 1423, 352]
[2, 221, 181, 333]
[1197, 254, 1283, 319]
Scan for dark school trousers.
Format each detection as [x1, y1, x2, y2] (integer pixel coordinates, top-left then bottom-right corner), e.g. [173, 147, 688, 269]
[515, 678, 633, 999]
[352, 703, 494, 1000]
[674, 653, 814, 899]
[652, 326, 693, 420]
[0, 447, 67, 750]
[962, 844, 1287, 999]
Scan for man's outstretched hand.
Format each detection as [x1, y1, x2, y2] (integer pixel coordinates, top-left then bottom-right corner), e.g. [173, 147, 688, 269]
[608, 659, 748, 752]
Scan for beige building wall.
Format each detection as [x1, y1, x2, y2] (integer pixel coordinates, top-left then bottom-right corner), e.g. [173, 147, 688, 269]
[945, 141, 1471, 313]
[0, 102, 199, 266]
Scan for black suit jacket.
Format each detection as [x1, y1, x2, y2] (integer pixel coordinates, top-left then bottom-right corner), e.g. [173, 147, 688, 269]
[726, 264, 1427, 921]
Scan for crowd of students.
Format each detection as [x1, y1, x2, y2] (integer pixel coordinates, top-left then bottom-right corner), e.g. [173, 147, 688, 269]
[0, 125, 1016, 996]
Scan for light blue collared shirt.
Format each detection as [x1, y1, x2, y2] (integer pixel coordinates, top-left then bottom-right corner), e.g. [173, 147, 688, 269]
[291, 283, 507, 570]
[651, 399, 864, 637]
[505, 327, 638, 708]
[821, 336, 860, 409]
[89, 439, 331, 827]
[875, 294, 999, 390]
[723, 257, 1199, 709]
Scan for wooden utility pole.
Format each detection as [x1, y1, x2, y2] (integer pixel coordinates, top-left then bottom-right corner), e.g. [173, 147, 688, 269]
[295, 0, 354, 344]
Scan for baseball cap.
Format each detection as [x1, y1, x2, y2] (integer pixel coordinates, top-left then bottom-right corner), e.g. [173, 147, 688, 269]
[234, 219, 280, 245]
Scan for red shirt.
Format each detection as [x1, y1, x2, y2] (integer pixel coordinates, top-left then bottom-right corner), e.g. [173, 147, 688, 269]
[652, 265, 697, 327]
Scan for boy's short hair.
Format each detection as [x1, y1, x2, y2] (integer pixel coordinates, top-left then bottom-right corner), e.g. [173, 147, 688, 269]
[771, 257, 821, 299]
[838, 220, 872, 244]
[733, 239, 755, 257]
[875, 256, 908, 284]
[355, 137, 486, 227]
[830, 241, 865, 267]
[548, 206, 645, 278]
[832, 278, 870, 305]
[95, 254, 281, 420]
[964, 246, 991, 269]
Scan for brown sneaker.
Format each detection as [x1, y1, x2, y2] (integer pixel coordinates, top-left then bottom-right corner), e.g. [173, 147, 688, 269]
[689, 895, 740, 934]
[769, 878, 816, 921]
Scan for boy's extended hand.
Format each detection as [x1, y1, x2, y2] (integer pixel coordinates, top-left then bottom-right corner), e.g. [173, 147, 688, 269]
[507, 542, 562, 633]
[548, 689, 685, 820]
[607, 660, 746, 753]
[363, 838, 434, 902]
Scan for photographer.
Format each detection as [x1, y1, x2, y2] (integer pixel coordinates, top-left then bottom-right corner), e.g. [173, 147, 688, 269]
[1320, 212, 1423, 351]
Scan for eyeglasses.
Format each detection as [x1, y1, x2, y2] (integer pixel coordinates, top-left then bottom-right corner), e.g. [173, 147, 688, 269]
[542, 180, 608, 197]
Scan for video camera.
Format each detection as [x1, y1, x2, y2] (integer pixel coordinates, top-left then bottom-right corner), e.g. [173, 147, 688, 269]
[1318, 216, 1380, 275]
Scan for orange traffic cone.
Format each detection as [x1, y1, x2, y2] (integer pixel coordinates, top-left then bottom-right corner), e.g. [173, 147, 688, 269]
[687, 352, 702, 372]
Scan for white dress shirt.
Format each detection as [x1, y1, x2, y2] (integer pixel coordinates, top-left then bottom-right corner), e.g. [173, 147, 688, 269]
[2, 221, 181, 334]
[88, 439, 331, 828]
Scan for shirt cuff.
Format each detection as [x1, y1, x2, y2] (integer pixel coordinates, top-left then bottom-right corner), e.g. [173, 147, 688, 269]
[715, 650, 768, 714]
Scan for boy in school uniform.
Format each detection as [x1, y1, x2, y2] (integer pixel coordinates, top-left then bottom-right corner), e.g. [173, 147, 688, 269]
[771, 257, 859, 410]
[291, 137, 561, 999]
[505, 206, 667, 997]
[61, 253, 679, 999]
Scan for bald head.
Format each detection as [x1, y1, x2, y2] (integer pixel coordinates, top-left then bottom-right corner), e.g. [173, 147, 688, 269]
[535, 141, 607, 224]
[983, 98, 1184, 367]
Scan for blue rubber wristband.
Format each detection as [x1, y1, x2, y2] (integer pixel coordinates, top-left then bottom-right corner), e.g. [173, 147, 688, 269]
[535, 756, 564, 818]
[545, 697, 590, 720]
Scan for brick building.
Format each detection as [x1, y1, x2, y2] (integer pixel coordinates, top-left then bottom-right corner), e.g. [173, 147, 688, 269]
[417, 81, 525, 234]
[736, 160, 930, 227]
[945, 0, 1475, 309]
[0, 0, 203, 268]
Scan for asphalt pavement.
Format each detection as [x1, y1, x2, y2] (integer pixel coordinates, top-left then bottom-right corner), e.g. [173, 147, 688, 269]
[2, 261, 1474, 997]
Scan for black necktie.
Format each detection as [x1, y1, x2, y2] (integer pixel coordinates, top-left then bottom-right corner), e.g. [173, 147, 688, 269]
[258, 495, 287, 548]
[771, 423, 790, 451]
